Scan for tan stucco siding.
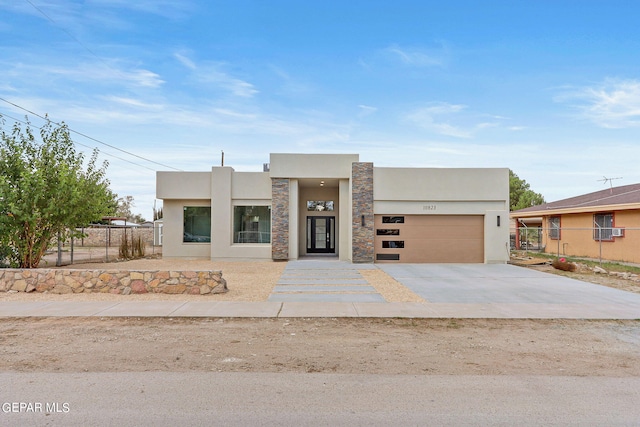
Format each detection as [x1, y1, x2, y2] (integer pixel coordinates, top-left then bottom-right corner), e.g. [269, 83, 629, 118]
[269, 153, 359, 179]
[373, 167, 509, 203]
[539, 210, 640, 263]
[231, 172, 272, 199]
[161, 199, 211, 258]
[156, 172, 212, 199]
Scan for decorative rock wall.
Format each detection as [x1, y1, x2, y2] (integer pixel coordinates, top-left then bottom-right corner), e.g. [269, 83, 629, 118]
[271, 178, 290, 260]
[69, 227, 155, 247]
[352, 162, 374, 263]
[0, 269, 227, 295]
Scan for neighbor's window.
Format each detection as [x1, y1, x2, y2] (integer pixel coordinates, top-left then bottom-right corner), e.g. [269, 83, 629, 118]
[183, 207, 211, 243]
[593, 213, 613, 241]
[307, 201, 334, 211]
[548, 216, 560, 240]
[234, 206, 271, 243]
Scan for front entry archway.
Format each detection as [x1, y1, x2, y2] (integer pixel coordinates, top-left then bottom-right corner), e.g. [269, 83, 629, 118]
[306, 216, 335, 253]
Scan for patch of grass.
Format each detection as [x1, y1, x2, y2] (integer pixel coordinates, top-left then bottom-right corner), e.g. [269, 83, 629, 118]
[512, 251, 640, 275]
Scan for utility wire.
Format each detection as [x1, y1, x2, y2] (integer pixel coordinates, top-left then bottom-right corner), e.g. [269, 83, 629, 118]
[20, 0, 182, 171]
[24, 0, 113, 71]
[0, 97, 181, 171]
[0, 111, 158, 172]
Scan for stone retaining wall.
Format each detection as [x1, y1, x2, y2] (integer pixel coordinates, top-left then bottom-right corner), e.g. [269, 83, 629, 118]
[71, 227, 155, 247]
[0, 269, 227, 295]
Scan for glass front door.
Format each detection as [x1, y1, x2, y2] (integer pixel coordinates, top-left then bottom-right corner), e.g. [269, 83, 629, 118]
[307, 216, 335, 253]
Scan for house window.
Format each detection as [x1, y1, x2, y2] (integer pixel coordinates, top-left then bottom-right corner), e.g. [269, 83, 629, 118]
[382, 241, 404, 248]
[183, 207, 211, 243]
[234, 206, 271, 243]
[376, 229, 400, 236]
[377, 254, 400, 261]
[548, 216, 560, 240]
[382, 216, 404, 223]
[307, 201, 334, 211]
[593, 213, 613, 241]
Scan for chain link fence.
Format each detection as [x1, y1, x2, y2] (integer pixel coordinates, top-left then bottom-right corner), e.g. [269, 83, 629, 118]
[511, 226, 640, 265]
[43, 224, 163, 267]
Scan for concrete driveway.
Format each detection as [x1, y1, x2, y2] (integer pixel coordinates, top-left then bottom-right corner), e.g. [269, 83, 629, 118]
[377, 263, 640, 305]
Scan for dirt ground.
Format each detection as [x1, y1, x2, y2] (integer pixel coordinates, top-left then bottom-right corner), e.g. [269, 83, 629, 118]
[1, 317, 638, 376]
[2, 256, 639, 376]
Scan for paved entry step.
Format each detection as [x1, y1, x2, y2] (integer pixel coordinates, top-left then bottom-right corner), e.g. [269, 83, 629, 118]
[268, 261, 386, 303]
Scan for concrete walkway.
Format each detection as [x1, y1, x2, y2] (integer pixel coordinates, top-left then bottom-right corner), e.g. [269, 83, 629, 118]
[269, 259, 383, 303]
[1, 262, 639, 319]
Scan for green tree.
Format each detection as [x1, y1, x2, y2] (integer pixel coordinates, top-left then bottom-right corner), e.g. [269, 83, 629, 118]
[0, 117, 116, 267]
[510, 169, 545, 211]
[115, 195, 147, 224]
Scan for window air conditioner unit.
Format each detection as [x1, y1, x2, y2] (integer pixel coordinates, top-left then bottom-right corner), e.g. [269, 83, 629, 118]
[612, 228, 624, 237]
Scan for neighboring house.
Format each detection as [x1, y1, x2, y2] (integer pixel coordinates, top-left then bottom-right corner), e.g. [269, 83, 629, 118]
[511, 183, 640, 264]
[156, 153, 509, 264]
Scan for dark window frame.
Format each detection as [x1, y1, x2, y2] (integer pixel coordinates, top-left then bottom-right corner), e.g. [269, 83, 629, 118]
[382, 241, 404, 248]
[183, 206, 211, 243]
[382, 216, 404, 224]
[376, 229, 400, 236]
[593, 212, 614, 242]
[548, 216, 561, 240]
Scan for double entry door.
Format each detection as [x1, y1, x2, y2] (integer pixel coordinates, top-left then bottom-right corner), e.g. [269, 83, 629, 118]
[307, 216, 335, 253]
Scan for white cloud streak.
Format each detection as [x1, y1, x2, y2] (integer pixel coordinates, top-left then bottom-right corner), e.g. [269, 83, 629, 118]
[556, 79, 640, 128]
[175, 54, 258, 98]
[383, 44, 445, 67]
[405, 103, 472, 138]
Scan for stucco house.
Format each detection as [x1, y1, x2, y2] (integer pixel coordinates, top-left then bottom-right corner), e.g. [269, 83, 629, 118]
[156, 153, 510, 263]
[511, 183, 640, 264]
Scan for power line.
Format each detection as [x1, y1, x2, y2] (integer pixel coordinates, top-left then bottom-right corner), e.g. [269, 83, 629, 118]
[0, 97, 181, 171]
[24, 0, 112, 70]
[19, 1, 182, 172]
[0, 111, 158, 172]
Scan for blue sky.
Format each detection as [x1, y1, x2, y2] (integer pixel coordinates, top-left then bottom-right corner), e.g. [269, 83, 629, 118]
[1, 1, 639, 218]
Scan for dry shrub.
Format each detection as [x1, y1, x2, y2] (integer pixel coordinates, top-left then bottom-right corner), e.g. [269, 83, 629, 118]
[552, 258, 577, 272]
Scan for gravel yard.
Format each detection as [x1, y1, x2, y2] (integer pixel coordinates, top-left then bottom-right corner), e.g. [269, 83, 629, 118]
[0, 257, 424, 302]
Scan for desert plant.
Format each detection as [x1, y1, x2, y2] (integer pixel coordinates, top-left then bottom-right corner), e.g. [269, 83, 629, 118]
[132, 236, 145, 258]
[552, 257, 577, 272]
[119, 233, 131, 259]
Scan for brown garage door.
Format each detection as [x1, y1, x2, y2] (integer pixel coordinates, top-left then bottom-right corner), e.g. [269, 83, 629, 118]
[374, 215, 484, 263]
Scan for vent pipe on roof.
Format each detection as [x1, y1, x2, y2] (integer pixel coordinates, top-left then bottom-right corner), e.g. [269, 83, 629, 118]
[221, 150, 224, 166]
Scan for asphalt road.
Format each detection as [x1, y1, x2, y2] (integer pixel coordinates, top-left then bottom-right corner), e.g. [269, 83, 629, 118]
[2, 372, 639, 426]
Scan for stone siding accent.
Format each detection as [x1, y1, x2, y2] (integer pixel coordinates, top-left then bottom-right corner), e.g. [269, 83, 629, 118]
[271, 178, 290, 260]
[352, 162, 374, 263]
[0, 269, 227, 295]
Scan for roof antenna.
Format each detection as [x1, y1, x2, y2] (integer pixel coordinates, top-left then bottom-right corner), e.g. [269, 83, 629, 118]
[597, 176, 622, 193]
[221, 150, 224, 166]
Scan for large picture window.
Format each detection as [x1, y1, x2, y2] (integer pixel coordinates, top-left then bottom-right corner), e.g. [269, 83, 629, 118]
[183, 207, 211, 243]
[234, 206, 271, 243]
[594, 213, 613, 241]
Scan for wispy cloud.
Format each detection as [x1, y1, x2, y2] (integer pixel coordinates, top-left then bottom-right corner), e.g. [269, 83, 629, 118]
[556, 79, 640, 128]
[405, 102, 472, 138]
[175, 54, 258, 98]
[3, 60, 164, 89]
[357, 104, 377, 117]
[382, 44, 447, 67]
[404, 103, 506, 138]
